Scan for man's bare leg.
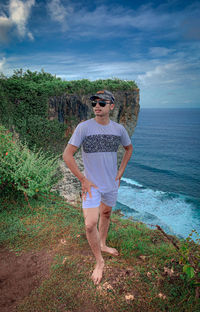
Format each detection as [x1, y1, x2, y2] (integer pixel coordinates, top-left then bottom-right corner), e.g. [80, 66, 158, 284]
[83, 207, 104, 285]
[99, 202, 119, 256]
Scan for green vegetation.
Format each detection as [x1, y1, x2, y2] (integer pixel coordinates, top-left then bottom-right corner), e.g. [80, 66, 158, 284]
[0, 124, 62, 199]
[1, 68, 199, 311]
[178, 230, 200, 292]
[0, 194, 199, 311]
[0, 69, 69, 155]
[0, 69, 138, 155]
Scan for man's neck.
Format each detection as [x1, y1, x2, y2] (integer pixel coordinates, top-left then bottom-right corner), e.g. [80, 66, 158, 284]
[94, 116, 110, 125]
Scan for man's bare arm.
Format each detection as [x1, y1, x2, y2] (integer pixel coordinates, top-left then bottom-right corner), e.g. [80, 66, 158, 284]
[63, 144, 85, 182]
[115, 144, 133, 184]
[63, 144, 97, 198]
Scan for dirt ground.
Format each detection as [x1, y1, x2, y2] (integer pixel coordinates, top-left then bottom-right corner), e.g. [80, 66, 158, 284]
[0, 247, 53, 312]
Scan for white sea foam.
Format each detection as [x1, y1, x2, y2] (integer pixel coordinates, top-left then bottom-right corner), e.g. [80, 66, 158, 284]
[121, 177, 143, 187]
[116, 183, 200, 240]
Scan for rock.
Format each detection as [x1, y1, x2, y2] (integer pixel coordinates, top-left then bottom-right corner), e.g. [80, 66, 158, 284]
[51, 156, 83, 205]
[48, 89, 140, 138]
[125, 294, 135, 301]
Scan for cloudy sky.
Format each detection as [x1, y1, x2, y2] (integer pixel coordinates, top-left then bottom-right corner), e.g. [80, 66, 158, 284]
[0, 0, 200, 108]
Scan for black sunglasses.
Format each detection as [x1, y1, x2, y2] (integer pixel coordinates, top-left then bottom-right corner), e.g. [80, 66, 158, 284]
[91, 100, 108, 107]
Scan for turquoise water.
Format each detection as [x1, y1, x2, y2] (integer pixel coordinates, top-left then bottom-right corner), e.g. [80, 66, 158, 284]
[114, 108, 200, 240]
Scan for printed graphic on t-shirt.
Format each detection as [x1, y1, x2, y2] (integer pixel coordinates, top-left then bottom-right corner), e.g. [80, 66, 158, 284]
[82, 134, 121, 153]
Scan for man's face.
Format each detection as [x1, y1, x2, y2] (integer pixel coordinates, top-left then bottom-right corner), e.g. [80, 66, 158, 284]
[92, 98, 115, 117]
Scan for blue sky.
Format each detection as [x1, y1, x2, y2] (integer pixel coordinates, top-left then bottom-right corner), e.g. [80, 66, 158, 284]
[0, 0, 200, 108]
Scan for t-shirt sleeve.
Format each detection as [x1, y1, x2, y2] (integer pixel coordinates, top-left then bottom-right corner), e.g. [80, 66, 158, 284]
[120, 125, 132, 146]
[68, 123, 86, 147]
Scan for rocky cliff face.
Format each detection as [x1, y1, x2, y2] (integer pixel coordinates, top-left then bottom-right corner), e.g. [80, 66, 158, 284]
[49, 89, 140, 203]
[48, 89, 140, 135]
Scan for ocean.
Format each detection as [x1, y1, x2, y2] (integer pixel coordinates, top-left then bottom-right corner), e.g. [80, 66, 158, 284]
[114, 108, 200, 241]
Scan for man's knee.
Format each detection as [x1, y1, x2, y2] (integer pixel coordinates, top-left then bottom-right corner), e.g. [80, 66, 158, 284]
[85, 220, 97, 233]
[100, 208, 112, 219]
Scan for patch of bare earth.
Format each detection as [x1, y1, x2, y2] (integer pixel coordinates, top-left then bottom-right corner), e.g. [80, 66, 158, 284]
[0, 247, 53, 312]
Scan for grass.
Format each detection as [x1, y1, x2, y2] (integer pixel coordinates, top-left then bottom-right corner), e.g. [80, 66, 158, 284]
[0, 192, 199, 312]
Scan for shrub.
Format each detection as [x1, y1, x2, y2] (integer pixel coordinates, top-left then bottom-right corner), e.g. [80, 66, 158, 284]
[0, 69, 138, 156]
[0, 124, 62, 198]
[178, 230, 200, 299]
[19, 115, 68, 155]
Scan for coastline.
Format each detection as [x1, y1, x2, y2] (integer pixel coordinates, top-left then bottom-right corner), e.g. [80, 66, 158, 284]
[52, 156, 200, 242]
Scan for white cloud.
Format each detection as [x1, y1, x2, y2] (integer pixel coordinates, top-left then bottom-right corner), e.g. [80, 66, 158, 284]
[136, 55, 200, 108]
[137, 63, 175, 85]
[2, 51, 142, 81]
[53, 1, 200, 43]
[2, 48, 200, 108]
[0, 57, 6, 72]
[47, 0, 72, 30]
[74, 5, 169, 31]
[9, 0, 35, 38]
[149, 47, 175, 57]
[27, 31, 34, 41]
[0, 0, 35, 42]
[0, 15, 12, 42]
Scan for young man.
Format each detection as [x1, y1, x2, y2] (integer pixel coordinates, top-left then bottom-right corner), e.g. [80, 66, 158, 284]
[63, 90, 133, 285]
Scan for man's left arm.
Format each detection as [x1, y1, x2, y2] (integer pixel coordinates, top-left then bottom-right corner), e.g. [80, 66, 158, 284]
[115, 144, 133, 184]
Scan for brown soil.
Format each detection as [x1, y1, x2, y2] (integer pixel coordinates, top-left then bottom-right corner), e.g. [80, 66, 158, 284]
[0, 247, 53, 312]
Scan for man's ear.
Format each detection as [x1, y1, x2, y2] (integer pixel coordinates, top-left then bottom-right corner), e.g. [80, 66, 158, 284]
[110, 103, 115, 110]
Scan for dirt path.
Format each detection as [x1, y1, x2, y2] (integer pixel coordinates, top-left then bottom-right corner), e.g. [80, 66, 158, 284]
[0, 247, 53, 312]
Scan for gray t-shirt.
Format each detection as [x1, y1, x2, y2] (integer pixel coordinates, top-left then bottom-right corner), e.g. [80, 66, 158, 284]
[68, 118, 131, 192]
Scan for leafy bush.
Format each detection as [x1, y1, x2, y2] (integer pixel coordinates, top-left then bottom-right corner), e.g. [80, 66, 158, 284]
[0, 69, 138, 155]
[178, 230, 200, 298]
[0, 124, 62, 198]
[18, 115, 68, 155]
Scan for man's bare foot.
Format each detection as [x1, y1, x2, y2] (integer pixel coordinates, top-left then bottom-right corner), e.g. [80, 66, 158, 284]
[91, 259, 104, 285]
[101, 245, 119, 256]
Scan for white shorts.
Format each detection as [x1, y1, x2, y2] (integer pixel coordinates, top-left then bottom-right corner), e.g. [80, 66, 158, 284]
[82, 187, 118, 209]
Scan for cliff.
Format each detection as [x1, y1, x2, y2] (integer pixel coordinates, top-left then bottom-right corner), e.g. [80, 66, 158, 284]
[48, 89, 140, 137]
[49, 89, 140, 203]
